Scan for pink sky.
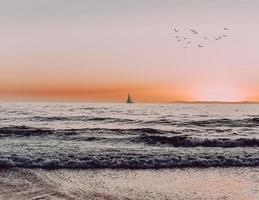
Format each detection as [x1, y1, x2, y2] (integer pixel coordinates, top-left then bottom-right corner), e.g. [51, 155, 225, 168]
[0, 1, 259, 102]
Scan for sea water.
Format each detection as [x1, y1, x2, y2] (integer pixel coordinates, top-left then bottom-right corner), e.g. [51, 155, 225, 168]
[0, 103, 258, 169]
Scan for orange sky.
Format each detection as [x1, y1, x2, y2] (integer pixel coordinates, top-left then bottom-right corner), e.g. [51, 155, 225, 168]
[1, 1, 259, 102]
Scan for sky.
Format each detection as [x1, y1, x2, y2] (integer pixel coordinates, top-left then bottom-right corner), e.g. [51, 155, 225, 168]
[1, 0, 259, 102]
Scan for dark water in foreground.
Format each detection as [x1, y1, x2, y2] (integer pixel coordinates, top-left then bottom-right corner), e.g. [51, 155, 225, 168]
[0, 103, 258, 169]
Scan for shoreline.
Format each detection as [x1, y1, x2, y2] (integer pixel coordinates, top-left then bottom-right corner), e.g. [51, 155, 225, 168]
[0, 167, 258, 200]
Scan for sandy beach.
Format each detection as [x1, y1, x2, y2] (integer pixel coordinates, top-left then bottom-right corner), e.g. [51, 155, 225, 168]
[0, 167, 258, 200]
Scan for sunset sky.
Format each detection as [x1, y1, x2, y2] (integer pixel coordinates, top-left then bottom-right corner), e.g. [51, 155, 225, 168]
[1, 0, 259, 102]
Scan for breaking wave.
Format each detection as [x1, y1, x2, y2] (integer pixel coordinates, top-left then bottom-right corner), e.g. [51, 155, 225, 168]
[133, 135, 259, 147]
[0, 154, 258, 169]
[0, 126, 258, 148]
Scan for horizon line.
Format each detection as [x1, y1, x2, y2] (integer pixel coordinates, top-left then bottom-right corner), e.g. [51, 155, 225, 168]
[0, 99, 259, 104]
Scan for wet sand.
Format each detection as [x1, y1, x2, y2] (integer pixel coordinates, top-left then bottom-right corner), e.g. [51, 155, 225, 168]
[0, 167, 258, 200]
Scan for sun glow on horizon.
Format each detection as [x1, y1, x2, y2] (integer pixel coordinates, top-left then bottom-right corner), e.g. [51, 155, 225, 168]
[0, 1, 259, 102]
[192, 84, 249, 102]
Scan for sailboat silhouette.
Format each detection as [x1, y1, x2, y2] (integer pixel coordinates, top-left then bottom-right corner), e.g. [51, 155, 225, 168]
[126, 94, 134, 103]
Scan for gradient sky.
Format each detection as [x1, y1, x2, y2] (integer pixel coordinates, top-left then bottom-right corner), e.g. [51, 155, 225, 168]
[1, 0, 259, 102]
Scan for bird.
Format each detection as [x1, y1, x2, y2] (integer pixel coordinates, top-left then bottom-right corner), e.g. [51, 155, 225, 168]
[171, 26, 230, 48]
[190, 29, 198, 34]
[215, 35, 222, 40]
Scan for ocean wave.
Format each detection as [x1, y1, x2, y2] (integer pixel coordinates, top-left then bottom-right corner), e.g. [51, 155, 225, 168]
[0, 154, 258, 169]
[1, 126, 258, 148]
[30, 116, 137, 123]
[0, 126, 55, 137]
[0, 126, 173, 137]
[132, 135, 259, 147]
[182, 118, 259, 127]
[139, 117, 259, 128]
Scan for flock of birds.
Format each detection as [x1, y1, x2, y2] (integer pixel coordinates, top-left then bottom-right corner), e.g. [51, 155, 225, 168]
[173, 27, 229, 48]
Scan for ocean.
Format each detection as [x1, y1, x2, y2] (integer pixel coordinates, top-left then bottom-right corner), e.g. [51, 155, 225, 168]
[0, 102, 258, 169]
[0, 102, 259, 199]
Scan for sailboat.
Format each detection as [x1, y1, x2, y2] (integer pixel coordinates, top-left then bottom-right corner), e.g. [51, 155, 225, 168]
[126, 94, 134, 103]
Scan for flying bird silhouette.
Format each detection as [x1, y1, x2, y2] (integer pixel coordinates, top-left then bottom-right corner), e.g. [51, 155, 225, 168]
[171, 26, 231, 48]
[190, 29, 198, 34]
[214, 35, 222, 40]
